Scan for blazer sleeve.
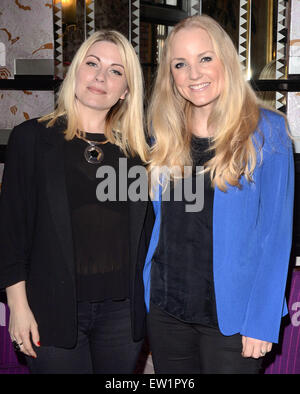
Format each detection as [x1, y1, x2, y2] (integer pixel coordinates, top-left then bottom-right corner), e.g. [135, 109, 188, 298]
[241, 114, 295, 343]
[0, 121, 37, 289]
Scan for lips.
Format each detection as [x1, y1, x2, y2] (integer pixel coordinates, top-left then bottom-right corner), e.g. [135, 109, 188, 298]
[189, 82, 210, 90]
[87, 86, 107, 94]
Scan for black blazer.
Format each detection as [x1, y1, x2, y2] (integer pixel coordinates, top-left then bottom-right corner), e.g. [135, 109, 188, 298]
[0, 118, 154, 348]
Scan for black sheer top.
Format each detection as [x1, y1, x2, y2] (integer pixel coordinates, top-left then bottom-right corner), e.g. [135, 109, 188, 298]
[64, 133, 130, 302]
[150, 135, 218, 327]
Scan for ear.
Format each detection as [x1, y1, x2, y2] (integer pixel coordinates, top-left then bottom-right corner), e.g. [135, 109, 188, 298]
[120, 88, 128, 100]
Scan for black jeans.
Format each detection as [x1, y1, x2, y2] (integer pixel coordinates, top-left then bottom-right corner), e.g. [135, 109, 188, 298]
[147, 303, 262, 374]
[26, 299, 143, 374]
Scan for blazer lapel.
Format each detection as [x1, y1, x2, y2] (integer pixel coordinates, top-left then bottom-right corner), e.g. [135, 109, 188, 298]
[128, 156, 149, 275]
[129, 199, 147, 254]
[42, 123, 75, 284]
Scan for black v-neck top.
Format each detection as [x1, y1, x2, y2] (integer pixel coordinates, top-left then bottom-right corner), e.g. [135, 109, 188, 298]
[64, 133, 130, 302]
[150, 136, 218, 327]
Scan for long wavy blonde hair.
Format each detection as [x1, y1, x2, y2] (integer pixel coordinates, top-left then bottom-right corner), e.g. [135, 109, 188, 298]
[39, 30, 148, 162]
[147, 14, 262, 191]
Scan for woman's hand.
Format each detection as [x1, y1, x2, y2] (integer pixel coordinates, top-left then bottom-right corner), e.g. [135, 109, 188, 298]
[241, 336, 272, 358]
[6, 281, 40, 358]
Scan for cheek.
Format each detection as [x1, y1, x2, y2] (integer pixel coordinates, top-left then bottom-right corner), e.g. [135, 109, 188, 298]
[75, 71, 85, 93]
[77, 67, 94, 84]
[172, 72, 186, 91]
[215, 64, 225, 90]
[217, 72, 225, 94]
[115, 80, 128, 98]
[120, 80, 128, 95]
[74, 81, 80, 97]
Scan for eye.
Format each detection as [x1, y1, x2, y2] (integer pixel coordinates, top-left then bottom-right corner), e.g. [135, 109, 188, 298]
[86, 61, 97, 67]
[200, 56, 212, 63]
[111, 69, 123, 76]
[174, 62, 186, 69]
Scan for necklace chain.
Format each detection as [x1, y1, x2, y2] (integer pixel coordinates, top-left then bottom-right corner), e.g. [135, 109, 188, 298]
[78, 131, 109, 146]
[82, 138, 109, 146]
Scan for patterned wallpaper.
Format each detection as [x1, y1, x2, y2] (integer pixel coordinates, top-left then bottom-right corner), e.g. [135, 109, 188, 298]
[288, 0, 300, 152]
[0, 0, 299, 140]
[0, 0, 54, 130]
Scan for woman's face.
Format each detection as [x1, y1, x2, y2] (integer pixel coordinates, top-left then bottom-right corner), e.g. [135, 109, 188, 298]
[75, 40, 128, 116]
[170, 27, 225, 115]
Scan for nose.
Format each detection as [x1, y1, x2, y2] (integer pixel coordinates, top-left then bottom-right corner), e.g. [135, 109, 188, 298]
[95, 67, 105, 82]
[188, 64, 202, 80]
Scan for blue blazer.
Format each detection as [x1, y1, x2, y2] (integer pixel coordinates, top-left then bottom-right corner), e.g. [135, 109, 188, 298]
[143, 109, 294, 344]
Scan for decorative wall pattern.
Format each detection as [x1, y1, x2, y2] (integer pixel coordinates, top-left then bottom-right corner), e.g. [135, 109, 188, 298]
[130, 0, 140, 55]
[238, 0, 251, 78]
[287, 0, 300, 152]
[190, 0, 201, 15]
[0, 90, 54, 130]
[276, 0, 287, 79]
[0, 0, 54, 130]
[86, 0, 95, 37]
[275, 0, 288, 110]
[0, 0, 53, 78]
[53, 0, 63, 79]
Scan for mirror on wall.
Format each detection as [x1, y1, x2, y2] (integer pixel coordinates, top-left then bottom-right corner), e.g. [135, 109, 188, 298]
[201, 0, 288, 80]
[53, 0, 290, 109]
[54, 1, 289, 79]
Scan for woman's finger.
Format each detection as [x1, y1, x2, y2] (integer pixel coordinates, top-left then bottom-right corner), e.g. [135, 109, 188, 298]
[21, 334, 37, 358]
[31, 321, 41, 348]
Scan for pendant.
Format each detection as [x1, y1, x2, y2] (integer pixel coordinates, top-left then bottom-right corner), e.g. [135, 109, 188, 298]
[84, 143, 104, 164]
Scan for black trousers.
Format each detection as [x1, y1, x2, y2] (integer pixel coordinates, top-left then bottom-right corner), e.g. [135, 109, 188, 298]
[26, 299, 143, 374]
[147, 303, 262, 374]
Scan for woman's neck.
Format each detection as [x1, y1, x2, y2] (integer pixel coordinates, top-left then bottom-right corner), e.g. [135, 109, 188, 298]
[79, 118, 106, 134]
[76, 103, 107, 134]
[190, 107, 214, 138]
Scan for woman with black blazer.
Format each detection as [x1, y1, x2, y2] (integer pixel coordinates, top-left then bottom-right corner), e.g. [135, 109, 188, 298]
[0, 30, 153, 374]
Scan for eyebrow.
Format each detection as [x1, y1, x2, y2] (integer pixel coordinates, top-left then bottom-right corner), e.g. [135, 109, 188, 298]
[86, 54, 124, 68]
[171, 50, 214, 62]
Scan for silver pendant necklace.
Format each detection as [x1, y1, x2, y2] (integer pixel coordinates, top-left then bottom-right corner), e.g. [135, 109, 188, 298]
[79, 133, 108, 164]
[84, 140, 105, 164]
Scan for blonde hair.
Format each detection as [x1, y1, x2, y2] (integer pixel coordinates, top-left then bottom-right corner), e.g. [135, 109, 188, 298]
[39, 30, 148, 162]
[148, 14, 262, 191]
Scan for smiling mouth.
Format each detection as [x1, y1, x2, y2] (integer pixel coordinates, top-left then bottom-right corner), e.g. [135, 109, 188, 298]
[189, 82, 210, 90]
[87, 86, 107, 94]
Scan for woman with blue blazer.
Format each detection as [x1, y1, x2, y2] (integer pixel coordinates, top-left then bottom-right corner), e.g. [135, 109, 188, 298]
[143, 15, 294, 374]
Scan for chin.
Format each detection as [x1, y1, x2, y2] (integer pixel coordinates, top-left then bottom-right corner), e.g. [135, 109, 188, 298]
[191, 97, 218, 108]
